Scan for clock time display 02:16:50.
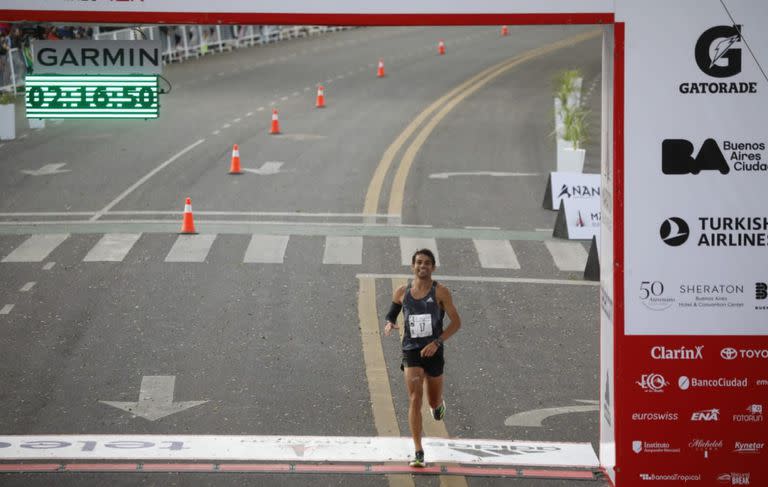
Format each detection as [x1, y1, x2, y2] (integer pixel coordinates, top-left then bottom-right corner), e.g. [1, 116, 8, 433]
[27, 85, 157, 109]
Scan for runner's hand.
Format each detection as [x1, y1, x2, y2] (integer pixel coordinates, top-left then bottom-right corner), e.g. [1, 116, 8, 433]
[384, 321, 399, 336]
[420, 341, 439, 358]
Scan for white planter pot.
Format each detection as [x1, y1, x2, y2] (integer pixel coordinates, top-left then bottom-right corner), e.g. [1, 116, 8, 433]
[0, 103, 15, 140]
[558, 146, 585, 173]
[29, 118, 45, 130]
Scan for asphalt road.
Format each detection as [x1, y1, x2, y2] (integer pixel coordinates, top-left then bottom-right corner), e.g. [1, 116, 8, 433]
[0, 25, 607, 486]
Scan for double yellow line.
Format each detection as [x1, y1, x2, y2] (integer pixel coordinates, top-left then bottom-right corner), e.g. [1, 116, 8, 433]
[362, 29, 601, 220]
[358, 29, 602, 487]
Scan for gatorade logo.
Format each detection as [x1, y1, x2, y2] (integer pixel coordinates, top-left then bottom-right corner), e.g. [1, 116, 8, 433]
[695, 25, 742, 78]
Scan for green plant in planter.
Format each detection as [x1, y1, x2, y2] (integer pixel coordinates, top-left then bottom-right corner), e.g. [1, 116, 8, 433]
[0, 90, 16, 106]
[554, 69, 582, 108]
[561, 103, 589, 150]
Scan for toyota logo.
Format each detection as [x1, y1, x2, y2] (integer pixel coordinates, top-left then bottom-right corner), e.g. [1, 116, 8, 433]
[721, 348, 738, 360]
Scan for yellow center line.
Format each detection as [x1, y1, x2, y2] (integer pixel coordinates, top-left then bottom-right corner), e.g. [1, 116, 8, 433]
[387, 29, 601, 217]
[358, 277, 414, 487]
[362, 56, 532, 217]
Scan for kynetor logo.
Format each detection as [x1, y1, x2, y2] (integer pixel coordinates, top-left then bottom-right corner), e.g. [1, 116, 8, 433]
[696, 25, 742, 78]
[660, 218, 690, 246]
[662, 139, 766, 174]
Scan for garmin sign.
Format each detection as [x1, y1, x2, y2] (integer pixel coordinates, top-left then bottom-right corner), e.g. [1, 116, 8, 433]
[32, 41, 162, 75]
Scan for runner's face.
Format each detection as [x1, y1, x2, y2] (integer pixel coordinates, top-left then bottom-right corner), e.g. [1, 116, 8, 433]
[412, 255, 434, 278]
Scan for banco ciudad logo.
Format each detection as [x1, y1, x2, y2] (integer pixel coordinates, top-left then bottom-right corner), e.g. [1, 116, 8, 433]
[695, 25, 742, 78]
[660, 218, 690, 246]
[662, 139, 730, 174]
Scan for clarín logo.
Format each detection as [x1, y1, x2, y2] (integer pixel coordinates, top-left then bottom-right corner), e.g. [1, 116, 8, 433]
[660, 217, 689, 246]
[662, 139, 766, 174]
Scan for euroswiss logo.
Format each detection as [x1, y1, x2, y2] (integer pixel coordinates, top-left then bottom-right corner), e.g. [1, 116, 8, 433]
[691, 408, 720, 421]
[637, 374, 669, 392]
[718, 472, 750, 485]
[662, 139, 766, 175]
[651, 345, 703, 360]
[660, 217, 690, 246]
[632, 411, 679, 422]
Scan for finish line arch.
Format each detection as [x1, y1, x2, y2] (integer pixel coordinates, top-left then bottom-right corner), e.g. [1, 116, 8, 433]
[1, 1, 766, 486]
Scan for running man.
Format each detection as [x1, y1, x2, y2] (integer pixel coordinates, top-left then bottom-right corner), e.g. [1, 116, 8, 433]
[384, 248, 462, 467]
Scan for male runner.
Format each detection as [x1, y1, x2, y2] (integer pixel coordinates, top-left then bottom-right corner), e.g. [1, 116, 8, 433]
[384, 248, 462, 467]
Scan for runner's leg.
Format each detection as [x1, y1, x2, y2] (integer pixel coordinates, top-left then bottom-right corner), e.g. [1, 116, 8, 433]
[404, 366, 425, 451]
[425, 374, 444, 409]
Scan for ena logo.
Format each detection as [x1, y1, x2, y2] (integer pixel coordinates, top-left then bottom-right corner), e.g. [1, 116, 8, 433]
[662, 139, 729, 175]
[691, 408, 720, 421]
[696, 25, 742, 78]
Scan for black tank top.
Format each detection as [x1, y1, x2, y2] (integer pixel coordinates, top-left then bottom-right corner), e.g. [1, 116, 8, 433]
[402, 281, 444, 351]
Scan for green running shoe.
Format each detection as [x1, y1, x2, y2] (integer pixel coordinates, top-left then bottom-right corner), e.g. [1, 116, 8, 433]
[409, 450, 425, 468]
[431, 401, 446, 421]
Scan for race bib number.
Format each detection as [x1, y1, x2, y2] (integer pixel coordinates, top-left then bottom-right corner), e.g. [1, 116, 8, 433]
[408, 314, 433, 338]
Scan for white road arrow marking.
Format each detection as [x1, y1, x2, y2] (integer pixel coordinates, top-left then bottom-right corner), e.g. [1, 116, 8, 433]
[21, 163, 70, 176]
[504, 400, 599, 427]
[429, 171, 541, 179]
[242, 161, 284, 175]
[100, 376, 207, 421]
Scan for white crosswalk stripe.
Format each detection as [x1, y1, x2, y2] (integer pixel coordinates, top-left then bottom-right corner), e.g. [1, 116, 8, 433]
[399, 237, 439, 266]
[165, 235, 217, 262]
[244, 235, 289, 263]
[544, 241, 588, 271]
[473, 239, 520, 269]
[1, 234, 69, 262]
[323, 236, 362, 265]
[84, 233, 141, 262]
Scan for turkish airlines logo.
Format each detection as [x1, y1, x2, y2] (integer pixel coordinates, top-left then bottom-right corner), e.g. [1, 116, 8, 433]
[696, 25, 742, 78]
[660, 218, 690, 246]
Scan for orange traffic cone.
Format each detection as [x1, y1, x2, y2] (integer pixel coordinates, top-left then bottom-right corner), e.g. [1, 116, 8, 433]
[229, 144, 242, 174]
[316, 85, 325, 108]
[377, 58, 385, 78]
[270, 108, 281, 135]
[438, 40, 446, 55]
[180, 197, 197, 234]
[501, 25, 509, 37]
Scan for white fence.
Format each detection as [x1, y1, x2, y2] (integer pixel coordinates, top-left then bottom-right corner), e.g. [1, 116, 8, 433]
[1, 25, 354, 93]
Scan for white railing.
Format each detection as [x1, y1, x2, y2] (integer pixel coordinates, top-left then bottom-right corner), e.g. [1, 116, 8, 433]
[0, 25, 355, 93]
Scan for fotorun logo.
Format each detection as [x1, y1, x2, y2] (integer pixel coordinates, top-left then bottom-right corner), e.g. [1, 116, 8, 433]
[662, 139, 766, 174]
[660, 218, 689, 246]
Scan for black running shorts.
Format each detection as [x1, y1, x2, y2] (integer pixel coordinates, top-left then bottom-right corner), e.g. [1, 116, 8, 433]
[401, 348, 444, 377]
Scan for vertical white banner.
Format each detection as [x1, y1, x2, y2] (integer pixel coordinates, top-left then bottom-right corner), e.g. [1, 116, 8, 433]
[619, 0, 768, 335]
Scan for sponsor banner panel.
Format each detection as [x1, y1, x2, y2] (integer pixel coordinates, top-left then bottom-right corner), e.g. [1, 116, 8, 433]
[548, 172, 600, 210]
[32, 41, 162, 75]
[620, 0, 768, 335]
[620, 336, 767, 485]
[0, 435, 599, 467]
[559, 198, 600, 240]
